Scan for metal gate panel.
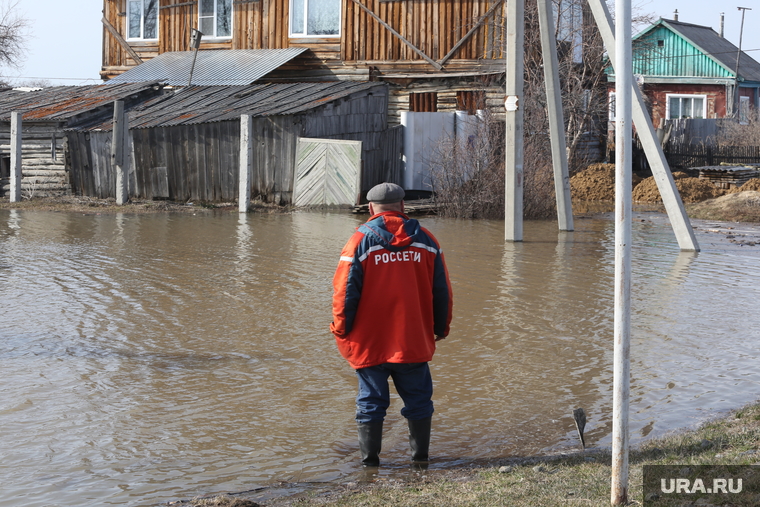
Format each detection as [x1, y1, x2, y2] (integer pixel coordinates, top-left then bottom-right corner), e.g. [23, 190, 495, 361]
[294, 138, 362, 206]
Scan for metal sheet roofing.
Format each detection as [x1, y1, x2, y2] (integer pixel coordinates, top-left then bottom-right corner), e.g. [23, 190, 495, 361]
[627, 19, 760, 82]
[0, 82, 161, 122]
[78, 81, 387, 131]
[107, 49, 308, 86]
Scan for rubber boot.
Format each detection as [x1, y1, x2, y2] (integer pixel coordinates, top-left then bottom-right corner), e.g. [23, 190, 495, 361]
[408, 417, 432, 462]
[357, 421, 383, 467]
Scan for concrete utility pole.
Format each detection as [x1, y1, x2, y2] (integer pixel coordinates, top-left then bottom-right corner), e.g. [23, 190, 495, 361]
[536, 0, 574, 232]
[734, 7, 751, 117]
[239, 115, 253, 213]
[10, 112, 22, 203]
[112, 101, 128, 205]
[587, 0, 699, 252]
[611, 0, 632, 502]
[504, 0, 525, 242]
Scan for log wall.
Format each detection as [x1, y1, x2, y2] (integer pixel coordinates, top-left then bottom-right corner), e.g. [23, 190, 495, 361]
[0, 122, 70, 198]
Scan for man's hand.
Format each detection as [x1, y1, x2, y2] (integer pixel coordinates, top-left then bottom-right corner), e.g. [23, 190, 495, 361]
[435, 335, 446, 342]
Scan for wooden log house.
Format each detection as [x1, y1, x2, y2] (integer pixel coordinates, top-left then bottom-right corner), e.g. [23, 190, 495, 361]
[100, 0, 507, 123]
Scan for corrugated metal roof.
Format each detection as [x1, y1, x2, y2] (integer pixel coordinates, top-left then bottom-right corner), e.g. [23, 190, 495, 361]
[664, 20, 760, 82]
[626, 19, 760, 82]
[0, 82, 162, 122]
[107, 49, 308, 86]
[76, 81, 387, 131]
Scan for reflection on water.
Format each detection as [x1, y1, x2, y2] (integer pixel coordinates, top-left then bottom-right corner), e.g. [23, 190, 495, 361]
[1, 209, 760, 507]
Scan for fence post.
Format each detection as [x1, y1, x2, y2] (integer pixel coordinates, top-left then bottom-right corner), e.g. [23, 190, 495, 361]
[239, 115, 253, 213]
[112, 101, 128, 205]
[10, 112, 22, 202]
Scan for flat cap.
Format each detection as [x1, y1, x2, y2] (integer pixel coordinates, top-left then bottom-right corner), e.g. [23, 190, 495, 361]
[367, 182, 405, 204]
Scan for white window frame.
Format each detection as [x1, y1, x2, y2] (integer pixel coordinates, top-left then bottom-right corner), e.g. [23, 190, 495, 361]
[127, 0, 159, 41]
[665, 94, 707, 120]
[289, 0, 341, 38]
[198, 0, 232, 40]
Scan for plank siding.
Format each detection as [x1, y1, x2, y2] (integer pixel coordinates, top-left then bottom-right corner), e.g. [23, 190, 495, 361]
[102, 0, 506, 79]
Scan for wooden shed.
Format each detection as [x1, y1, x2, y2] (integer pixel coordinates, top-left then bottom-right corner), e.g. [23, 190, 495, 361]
[66, 81, 400, 204]
[0, 83, 163, 198]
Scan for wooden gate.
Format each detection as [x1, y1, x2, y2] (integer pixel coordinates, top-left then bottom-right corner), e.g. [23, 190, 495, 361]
[293, 138, 362, 206]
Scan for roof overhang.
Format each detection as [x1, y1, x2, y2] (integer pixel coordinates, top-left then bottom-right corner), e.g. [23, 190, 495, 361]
[607, 76, 734, 86]
[107, 49, 308, 86]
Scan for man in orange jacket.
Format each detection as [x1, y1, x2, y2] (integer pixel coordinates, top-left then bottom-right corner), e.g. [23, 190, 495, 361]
[330, 182, 453, 467]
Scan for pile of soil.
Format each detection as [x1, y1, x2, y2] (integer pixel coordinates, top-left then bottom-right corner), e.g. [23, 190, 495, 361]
[632, 175, 723, 203]
[570, 163, 644, 201]
[688, 190, 760, 222]
[737, 178, 760, 192]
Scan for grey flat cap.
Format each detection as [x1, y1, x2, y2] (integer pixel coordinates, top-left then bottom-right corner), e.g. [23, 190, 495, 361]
[367, 182, 405, 204]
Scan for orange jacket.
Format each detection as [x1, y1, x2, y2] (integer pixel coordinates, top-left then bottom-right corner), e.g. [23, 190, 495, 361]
[330, 211, 453, 369]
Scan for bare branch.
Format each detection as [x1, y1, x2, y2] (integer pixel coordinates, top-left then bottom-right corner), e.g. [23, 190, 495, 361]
[0, 0, 29, 70]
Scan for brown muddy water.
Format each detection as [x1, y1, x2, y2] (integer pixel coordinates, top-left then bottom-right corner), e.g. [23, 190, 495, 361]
[2, 208, 760, 507]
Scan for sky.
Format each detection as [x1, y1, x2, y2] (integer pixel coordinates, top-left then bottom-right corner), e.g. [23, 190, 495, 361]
[2, 0, 759, 87]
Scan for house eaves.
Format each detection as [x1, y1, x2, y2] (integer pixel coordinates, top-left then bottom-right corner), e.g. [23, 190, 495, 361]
[107, 49, 308, 86]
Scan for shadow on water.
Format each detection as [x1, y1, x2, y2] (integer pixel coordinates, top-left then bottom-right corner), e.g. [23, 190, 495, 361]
[1, 209, 760, 506]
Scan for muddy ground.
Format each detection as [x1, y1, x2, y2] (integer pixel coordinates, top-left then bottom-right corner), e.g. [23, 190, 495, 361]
[570, 163, 760, 223]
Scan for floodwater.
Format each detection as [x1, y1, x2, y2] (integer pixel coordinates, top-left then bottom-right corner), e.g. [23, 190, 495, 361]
[2, 208, 760, 507]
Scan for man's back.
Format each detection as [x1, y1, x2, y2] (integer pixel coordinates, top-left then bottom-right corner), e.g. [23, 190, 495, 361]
[331, 211, 452, 369]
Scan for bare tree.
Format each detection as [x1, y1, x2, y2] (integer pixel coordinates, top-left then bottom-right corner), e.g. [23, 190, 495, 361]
[0, 0, 29, 71]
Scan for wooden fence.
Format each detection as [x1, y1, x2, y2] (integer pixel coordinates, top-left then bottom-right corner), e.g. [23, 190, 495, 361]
[665, 144, 760, 169]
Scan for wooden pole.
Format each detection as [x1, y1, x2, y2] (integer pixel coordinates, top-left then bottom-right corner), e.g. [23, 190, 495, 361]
[505, 0, 525, 242]
[112, 101, 128, 205]
[537, 0, 574, 232]
[239, 115, 253, 213]
[612, 0, 632, 502]
[10, 112, 22, 203]
[586, 0, 699, 252]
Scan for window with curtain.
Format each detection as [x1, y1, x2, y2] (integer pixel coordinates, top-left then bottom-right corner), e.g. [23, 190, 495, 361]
[290, 0, 340, 37]
[666, 94, 706, 119]
[128, 0, 158, 40]
[199, 0, 232, 39]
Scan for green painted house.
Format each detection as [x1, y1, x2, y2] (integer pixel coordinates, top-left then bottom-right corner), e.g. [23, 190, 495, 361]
[607, 18, 760, 126]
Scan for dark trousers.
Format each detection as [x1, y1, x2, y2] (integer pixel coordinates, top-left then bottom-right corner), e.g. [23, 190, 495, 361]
[354, 362, 434, 424]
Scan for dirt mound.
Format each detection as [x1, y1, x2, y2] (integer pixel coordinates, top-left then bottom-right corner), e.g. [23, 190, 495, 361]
[689, 191, 760, 222]
[570, 164, 643, 201]
[739, 178, 760, 192]
[632, 176, 723, 203]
